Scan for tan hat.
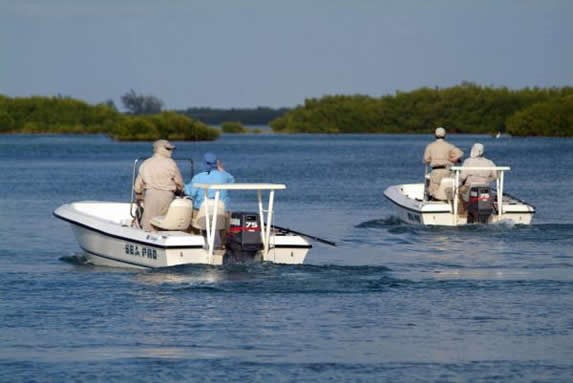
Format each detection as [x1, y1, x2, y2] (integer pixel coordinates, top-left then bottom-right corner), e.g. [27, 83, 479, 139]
[153, 139, 175, 151]
[435, 127, 446, 138]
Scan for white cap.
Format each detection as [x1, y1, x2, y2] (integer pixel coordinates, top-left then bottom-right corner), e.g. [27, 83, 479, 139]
[470, 143, 484, 158]
[435, 127, 446, 138]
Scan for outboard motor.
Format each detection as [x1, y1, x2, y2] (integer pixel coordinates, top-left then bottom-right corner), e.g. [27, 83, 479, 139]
[225, 212, 264, 263]
[467, 186, 494, 224]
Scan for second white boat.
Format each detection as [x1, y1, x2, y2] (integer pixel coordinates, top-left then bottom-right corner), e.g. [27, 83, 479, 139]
[384, 166, 535, 226]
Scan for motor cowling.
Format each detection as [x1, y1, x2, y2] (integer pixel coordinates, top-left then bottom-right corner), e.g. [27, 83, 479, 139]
[467, 186, 493, 223]
[225, 212, 263, 263]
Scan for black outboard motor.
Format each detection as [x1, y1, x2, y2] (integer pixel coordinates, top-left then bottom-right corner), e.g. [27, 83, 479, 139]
[225, 212, 264, 263]
[467, 186, 494, 224]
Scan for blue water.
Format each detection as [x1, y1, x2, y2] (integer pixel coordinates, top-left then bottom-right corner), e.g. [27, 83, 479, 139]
[1, 133, 573, 382]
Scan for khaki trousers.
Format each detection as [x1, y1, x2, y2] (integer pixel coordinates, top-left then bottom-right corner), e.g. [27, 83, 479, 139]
[141, 189, 174, 231]
[428, 169, 451, 200]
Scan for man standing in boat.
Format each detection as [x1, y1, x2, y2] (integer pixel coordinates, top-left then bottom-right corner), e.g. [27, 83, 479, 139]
[423, 127, 463, 200]
[134, 139, 184, 231]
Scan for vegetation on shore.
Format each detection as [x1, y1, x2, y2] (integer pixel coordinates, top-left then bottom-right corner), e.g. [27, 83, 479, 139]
[0, 94, 219, 141]
[270, 83, 573, 136]
[180, 106, 288, 125]
[220, 121, 247, 133]
[2, 83, 572, 139]
[219, 121, 263, 134]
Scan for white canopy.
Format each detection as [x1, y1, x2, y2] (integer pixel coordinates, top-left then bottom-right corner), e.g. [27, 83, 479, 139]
[450, 166, 510, 220]
[191, 183, 286, 260]
[193, 183, 286, 191]
[450, 166, 510, 171]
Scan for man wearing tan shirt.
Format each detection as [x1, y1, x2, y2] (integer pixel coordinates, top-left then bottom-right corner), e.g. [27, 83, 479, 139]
[134, 139, 184, 231]
[423, 127, 463, 200]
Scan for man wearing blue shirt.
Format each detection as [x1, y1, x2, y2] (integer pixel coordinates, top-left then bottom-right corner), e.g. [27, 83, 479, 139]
[185, 152, 235, 246]
[185, 152, 235, 209]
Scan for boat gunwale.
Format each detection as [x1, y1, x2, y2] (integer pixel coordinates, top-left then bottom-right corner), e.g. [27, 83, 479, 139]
[53, 209, 204, 250]
[383, 185, 452, 214]
[384, 184, 536, 216]
[54, 206, 312, 250]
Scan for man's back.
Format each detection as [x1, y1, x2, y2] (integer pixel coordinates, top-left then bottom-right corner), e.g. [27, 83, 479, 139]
[424, 139, 462, 167]
[186, 170, 235, 209]
[138, 155, 183, 192]
[460, 157, 497, 186]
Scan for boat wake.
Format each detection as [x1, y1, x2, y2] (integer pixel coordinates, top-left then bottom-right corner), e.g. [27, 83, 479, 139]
[355, 216, 567, 234]
[59, 253, 90, 266]
[350, 217, 573, 256]
[355, 216, 404, 229]
[133, 263, 399, 294]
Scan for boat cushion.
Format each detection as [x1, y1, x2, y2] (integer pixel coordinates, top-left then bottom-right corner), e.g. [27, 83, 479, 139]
[192, 199, 227, 230]
[434, 177, 454, 201]
[150, 197, 193, 231]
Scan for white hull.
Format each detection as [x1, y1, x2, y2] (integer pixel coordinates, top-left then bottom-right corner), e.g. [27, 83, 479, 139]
[54, 201, 311, 269]
[384, 184, 535, 226]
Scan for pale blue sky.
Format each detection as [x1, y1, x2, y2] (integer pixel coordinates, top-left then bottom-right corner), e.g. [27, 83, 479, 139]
[1, 0, 572, 109]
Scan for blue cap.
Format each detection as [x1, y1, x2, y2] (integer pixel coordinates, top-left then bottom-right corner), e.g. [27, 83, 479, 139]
[203, 152, 217, 170]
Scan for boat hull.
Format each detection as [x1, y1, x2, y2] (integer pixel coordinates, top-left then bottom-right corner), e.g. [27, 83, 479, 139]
[384, 184, 535, 226]
[54, 201, 310, 269]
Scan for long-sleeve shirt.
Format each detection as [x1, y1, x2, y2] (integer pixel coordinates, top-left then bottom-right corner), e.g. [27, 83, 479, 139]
[459, 157, 497, 186]
[423, 139, 463, 167]
[184, 170, 235, 209]
[134, 154, 184, 193]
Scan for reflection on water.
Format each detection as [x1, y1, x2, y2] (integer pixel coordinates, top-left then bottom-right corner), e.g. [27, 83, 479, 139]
[349, 215, 573, 283]
[135, 267, 224, 286]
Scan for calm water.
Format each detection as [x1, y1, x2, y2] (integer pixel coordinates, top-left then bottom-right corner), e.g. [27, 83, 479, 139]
[1, 133, 573, 382]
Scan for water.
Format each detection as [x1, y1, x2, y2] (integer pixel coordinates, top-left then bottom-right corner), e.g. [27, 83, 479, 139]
[1, 133, 573, 382]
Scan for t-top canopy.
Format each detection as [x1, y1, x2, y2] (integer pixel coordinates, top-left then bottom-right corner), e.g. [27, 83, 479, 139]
[192, 183, 287, 191]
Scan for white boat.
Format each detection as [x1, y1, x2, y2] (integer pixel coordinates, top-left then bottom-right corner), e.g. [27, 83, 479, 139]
[54, 183, 314, 269]
[384, 166, 535, 226]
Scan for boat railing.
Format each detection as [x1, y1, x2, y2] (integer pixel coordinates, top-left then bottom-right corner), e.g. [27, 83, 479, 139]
[450, 166, 510, 223]
[192, 183, 287, 262]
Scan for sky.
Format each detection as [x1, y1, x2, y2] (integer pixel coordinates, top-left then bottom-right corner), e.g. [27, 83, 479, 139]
[1, 0, 572, 110]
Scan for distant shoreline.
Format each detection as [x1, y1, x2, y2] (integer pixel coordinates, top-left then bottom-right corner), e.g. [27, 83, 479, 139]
[4, 131, 569, 140]
[2, 83, 572, 137]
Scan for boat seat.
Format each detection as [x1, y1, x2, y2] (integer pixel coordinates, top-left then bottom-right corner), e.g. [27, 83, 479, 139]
[150, 197, 193, 231]
[433, 177, 455, 201]
[192, 199, 227, 230]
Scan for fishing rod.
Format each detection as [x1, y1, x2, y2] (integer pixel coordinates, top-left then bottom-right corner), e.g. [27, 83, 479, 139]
[270, 224, 336, 247]
[491, 187, 536, 210]
[423, 164, 429, 201]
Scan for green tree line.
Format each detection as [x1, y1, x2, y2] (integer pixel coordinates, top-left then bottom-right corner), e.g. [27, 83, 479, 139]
[270, 83, 573, 136]
[0, 95, 220, 141]
[179, 106, 290, 125]
[3, 84, 572, 138]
